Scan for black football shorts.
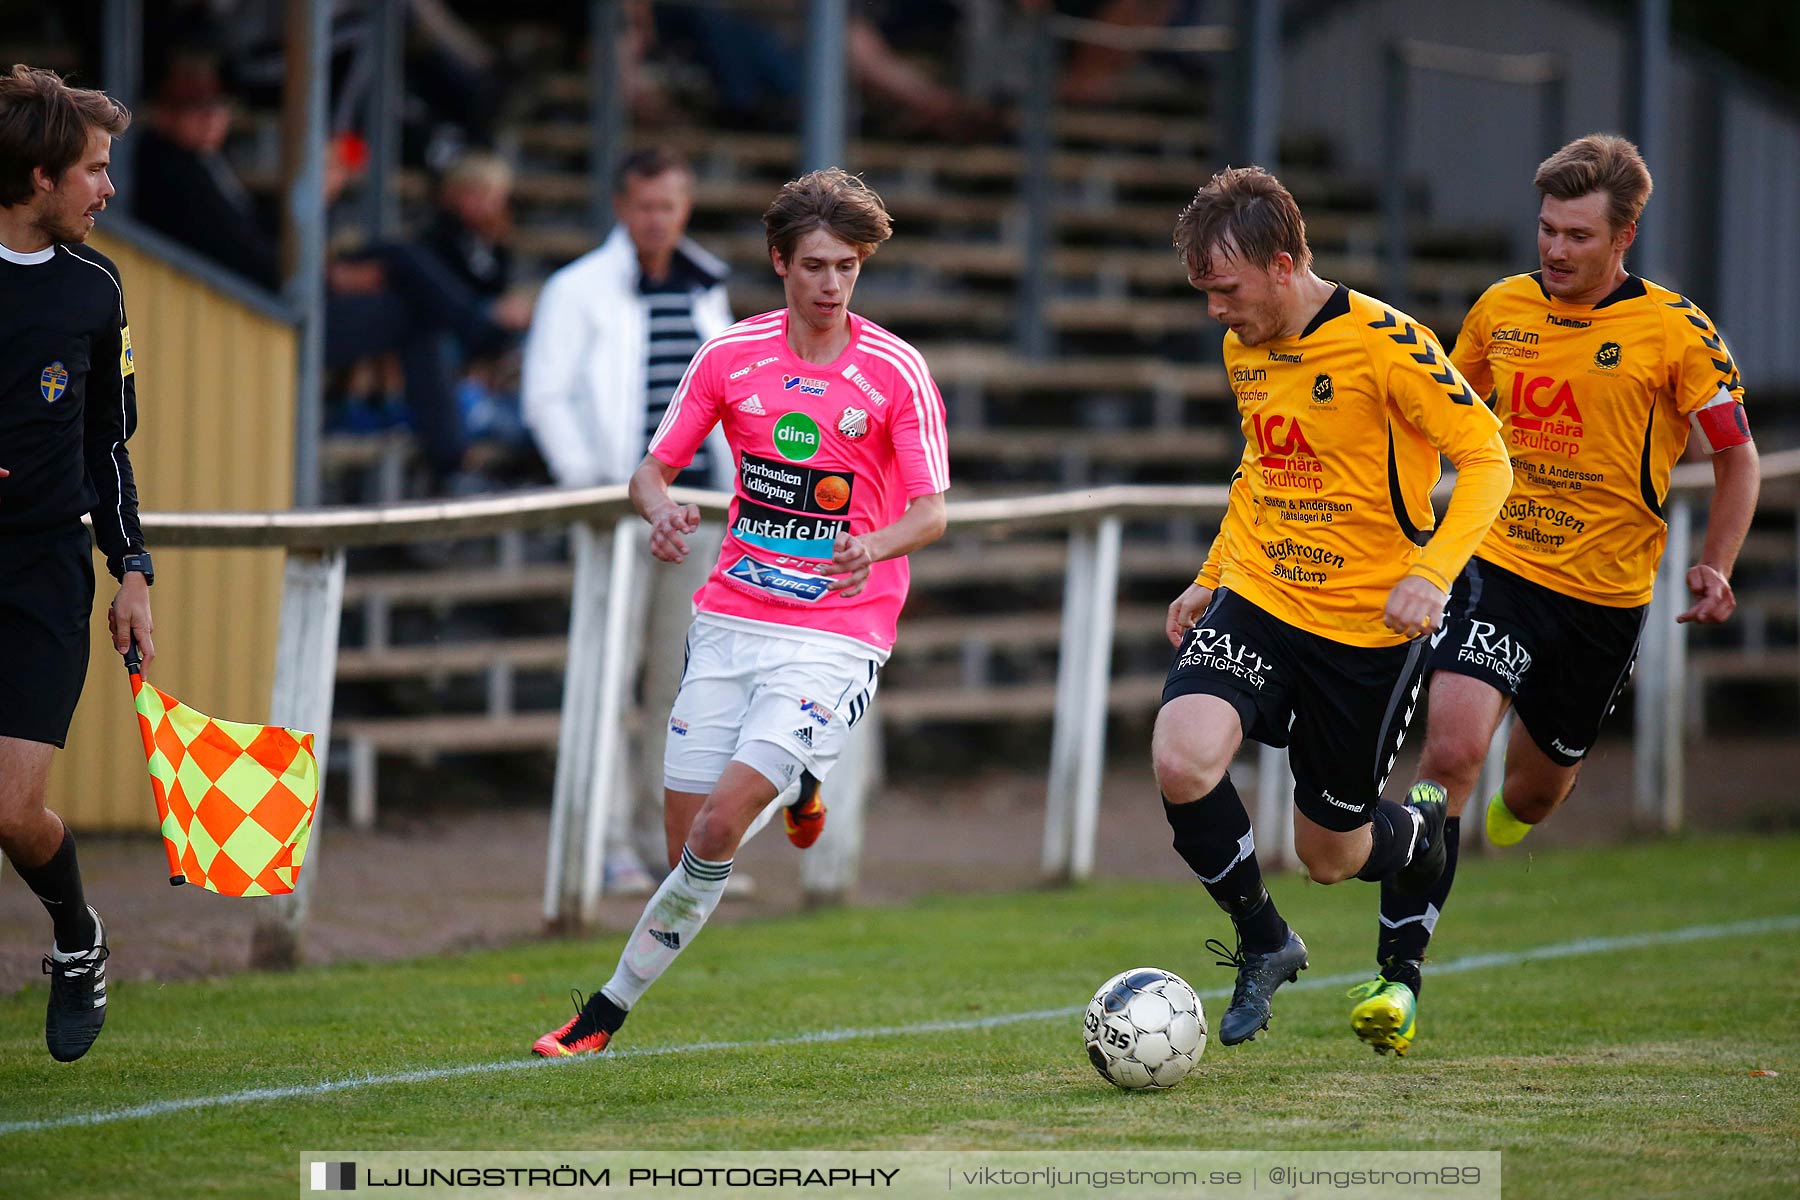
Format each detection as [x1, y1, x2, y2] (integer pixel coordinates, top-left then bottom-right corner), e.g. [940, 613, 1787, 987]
[1162, 588, 1430, 832]
[0, 524, 96, 748]
[1428, 556, 1646, 768]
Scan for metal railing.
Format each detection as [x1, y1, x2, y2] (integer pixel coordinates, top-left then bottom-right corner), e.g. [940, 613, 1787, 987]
[132, 449, 1800, 966]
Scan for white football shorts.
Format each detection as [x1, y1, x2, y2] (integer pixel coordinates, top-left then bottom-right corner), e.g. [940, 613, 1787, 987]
[662, 617, 882, 794]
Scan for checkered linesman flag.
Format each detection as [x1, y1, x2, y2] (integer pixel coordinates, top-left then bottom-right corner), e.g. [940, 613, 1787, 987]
[127, 647, 319, 897]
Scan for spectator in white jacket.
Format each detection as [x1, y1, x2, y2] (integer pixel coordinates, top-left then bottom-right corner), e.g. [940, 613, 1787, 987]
[521, 148, 733, 894]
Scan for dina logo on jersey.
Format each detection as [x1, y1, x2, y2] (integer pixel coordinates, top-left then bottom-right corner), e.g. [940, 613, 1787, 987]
[40, 361, 69, 403]
[1310, 373, 1334, 404]
[1594, 341, 1623, 370]
[772, 412, 821, 462]
[783, 374, 829, 396]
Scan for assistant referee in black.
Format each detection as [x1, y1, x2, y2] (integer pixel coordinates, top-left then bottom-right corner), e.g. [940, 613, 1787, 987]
[0, 64, 154, 1063]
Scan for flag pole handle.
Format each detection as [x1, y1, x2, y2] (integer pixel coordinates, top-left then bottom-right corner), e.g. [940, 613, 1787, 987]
[124, 639, 184, 886]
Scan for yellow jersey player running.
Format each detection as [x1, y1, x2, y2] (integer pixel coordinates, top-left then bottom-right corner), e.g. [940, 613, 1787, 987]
[1352, 135, 1760, 1056]
[1155, 167, 1511, 1047]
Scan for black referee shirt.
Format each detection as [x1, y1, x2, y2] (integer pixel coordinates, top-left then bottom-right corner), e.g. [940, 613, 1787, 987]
[0, 240, 142, 570]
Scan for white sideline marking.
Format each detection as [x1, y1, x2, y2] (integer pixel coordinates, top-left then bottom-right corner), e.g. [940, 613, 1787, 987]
[4, 913, 1795, 1136]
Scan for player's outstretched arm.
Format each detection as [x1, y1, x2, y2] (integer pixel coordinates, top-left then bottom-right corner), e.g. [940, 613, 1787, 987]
[1679, 440, 1760, 625]
[630, 454, 701, 563]
[822, 492, 947, 597]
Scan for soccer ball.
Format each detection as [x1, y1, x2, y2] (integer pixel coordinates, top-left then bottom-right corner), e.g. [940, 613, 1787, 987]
[1083, 967, 1206, 1090]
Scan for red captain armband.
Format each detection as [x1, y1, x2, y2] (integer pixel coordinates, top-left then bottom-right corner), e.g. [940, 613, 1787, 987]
[1691, 386, 1752, 453]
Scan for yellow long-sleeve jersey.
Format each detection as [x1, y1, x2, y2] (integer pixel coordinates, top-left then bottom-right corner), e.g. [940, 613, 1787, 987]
[1452, 272, 1748, 607]
[1198, 284, 1511, 648]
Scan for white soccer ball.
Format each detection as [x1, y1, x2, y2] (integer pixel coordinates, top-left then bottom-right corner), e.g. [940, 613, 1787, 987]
[1083, 967, 1206, 1090]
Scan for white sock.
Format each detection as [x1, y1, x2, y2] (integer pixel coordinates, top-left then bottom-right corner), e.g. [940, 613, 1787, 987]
[601, 845, 731, 1008]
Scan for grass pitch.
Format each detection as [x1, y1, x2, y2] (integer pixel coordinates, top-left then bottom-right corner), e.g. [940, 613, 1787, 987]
[2, 833, 1796, 1199]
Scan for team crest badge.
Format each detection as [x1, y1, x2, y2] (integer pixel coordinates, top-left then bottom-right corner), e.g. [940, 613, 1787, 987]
[40, 361, 68, 403]
[1594, 341, 1622, 370]
[837, 406, 869, 439]
[1311, 373, 1334, 404]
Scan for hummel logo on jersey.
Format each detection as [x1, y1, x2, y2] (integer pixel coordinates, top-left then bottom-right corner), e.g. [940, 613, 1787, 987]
[791, 726, 815, 749]
[650, 929, 682, 950]
[738, 395, 766, 415]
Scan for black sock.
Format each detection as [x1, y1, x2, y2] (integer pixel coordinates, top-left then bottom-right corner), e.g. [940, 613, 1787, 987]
[1377, 816, 1462, 996]
[13, 825, 96, 951]
[586, 990, 630, 1035]
[1164, 776, 1288, 954]
[1355, 798, 1421, 883]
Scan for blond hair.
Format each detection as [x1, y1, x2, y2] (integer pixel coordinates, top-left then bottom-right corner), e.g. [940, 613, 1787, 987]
[442, 150, 513, 195]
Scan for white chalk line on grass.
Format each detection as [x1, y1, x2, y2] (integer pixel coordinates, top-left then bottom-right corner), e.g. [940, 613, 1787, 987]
[4, 913, 1796, 1137]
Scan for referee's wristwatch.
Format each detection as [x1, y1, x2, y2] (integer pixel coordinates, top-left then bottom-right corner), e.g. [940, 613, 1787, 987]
[115, 550, 155, 586]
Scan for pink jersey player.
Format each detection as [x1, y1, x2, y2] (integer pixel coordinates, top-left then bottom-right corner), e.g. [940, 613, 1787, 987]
[648, 307, 951, 654]
[533, 169, 950, 1061]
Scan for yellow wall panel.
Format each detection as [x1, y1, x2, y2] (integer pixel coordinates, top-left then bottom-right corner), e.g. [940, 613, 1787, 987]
[49, 234, 297, 831]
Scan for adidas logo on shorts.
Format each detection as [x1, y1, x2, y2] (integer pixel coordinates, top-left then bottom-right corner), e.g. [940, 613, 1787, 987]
[791, 726, 815, 748]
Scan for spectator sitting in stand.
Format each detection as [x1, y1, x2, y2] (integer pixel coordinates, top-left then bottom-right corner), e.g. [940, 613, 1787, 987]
[413, 151, 536, 462]
[418, 151, 515, 301]
[132, 51, 281, 291]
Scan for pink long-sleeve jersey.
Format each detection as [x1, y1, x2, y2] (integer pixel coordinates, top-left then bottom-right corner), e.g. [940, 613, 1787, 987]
[648, 309, 951, 655]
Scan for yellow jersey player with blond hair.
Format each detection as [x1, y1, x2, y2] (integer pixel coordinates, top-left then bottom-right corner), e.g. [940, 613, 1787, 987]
[1352, 134, 1760, 1057]
[1155, 166, 1511, 1049]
